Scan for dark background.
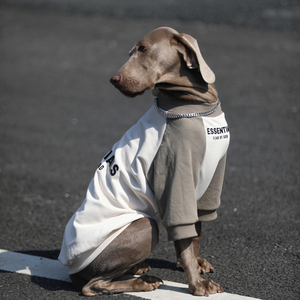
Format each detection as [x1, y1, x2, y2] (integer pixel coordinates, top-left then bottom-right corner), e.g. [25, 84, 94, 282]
[0, 1, 299, 299]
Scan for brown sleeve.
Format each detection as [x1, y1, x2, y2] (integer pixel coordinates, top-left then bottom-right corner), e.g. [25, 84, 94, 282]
[148, 117, 206, 241]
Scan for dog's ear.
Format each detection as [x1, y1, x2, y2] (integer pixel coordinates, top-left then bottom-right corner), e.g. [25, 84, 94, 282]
[171, 33, 215, 84]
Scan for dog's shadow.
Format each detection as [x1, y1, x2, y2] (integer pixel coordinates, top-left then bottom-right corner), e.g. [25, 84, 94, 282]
[145, 258, 179, 271]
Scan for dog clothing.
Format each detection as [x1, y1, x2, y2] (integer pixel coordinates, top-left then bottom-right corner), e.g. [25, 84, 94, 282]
[58, 99, 230, 274]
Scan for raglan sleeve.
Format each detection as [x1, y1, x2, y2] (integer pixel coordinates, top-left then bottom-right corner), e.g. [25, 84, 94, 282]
[148, 117, 206, 241]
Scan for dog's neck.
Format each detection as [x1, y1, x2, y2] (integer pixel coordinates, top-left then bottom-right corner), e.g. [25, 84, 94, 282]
[155, 83, 217, 103]
[154, 72, 218, 115]
[155, 63, 218, 108]
[155, 91, 219, 117]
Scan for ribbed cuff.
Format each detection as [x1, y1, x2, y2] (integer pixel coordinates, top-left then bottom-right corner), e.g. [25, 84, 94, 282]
[198, 209, 217, 222]
[166, 224, 198, 242]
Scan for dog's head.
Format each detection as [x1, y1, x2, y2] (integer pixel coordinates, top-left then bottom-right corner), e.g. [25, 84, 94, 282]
[110, 27, 215, 98]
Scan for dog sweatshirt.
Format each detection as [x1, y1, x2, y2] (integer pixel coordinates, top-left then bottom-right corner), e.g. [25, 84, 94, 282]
[58, 99, 230, 274]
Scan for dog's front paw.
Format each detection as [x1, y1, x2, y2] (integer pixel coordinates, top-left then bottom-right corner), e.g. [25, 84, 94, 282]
[189, 279, 223, 296]
[196, 257, 215, 274]
[133, 274, 163, 292]
[177, 257, 215, 274]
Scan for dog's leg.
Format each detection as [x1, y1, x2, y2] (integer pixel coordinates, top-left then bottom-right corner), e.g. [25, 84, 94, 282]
[82, 274, 162, 296]
[70, 218, 162, 296]
[192, 235, 215, 274]
[175, 222, 215, 275]
[193, 222, 215, 274]
[174, 237, 223, 296]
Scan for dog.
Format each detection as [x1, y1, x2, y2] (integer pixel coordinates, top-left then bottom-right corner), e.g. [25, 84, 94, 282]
[58, 27, 230, 296]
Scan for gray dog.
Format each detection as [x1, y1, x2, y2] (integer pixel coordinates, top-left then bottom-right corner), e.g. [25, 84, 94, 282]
[59, 27, 230, 296]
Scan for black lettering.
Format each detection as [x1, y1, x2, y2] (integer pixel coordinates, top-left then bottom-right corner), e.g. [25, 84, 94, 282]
[104, 150, 113, 160]
[98, 162, 104, 170]
[110, 164, 119, 176]
[207, 126, 229, 135]
[106, 155, 115, 166]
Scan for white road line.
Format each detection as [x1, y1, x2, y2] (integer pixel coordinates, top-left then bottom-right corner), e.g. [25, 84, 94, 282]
[0, 249, 70, 282]
[0, 249, 260, 300]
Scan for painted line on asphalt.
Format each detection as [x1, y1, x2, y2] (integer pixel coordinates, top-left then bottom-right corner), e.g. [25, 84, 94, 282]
[0, 249, 70, 282]
[0, 249, 260, 300]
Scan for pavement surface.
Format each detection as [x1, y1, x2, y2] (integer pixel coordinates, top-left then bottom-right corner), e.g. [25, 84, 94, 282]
[0, 1, 299, 299]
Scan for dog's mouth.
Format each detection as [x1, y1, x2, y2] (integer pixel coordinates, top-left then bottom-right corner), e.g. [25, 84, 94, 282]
[112, 85, 154, 98]
[110, 74, 155, 98]
[119, 89, 145, 98]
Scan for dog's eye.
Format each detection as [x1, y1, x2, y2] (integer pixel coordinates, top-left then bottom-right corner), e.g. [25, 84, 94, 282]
[137, 45, 147, 53]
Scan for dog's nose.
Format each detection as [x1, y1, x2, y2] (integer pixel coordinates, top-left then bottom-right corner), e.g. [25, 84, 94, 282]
[110, 74, 122, 86]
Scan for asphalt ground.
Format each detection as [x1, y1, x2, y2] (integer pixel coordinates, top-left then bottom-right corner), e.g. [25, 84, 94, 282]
[0, 1, 299, 299]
